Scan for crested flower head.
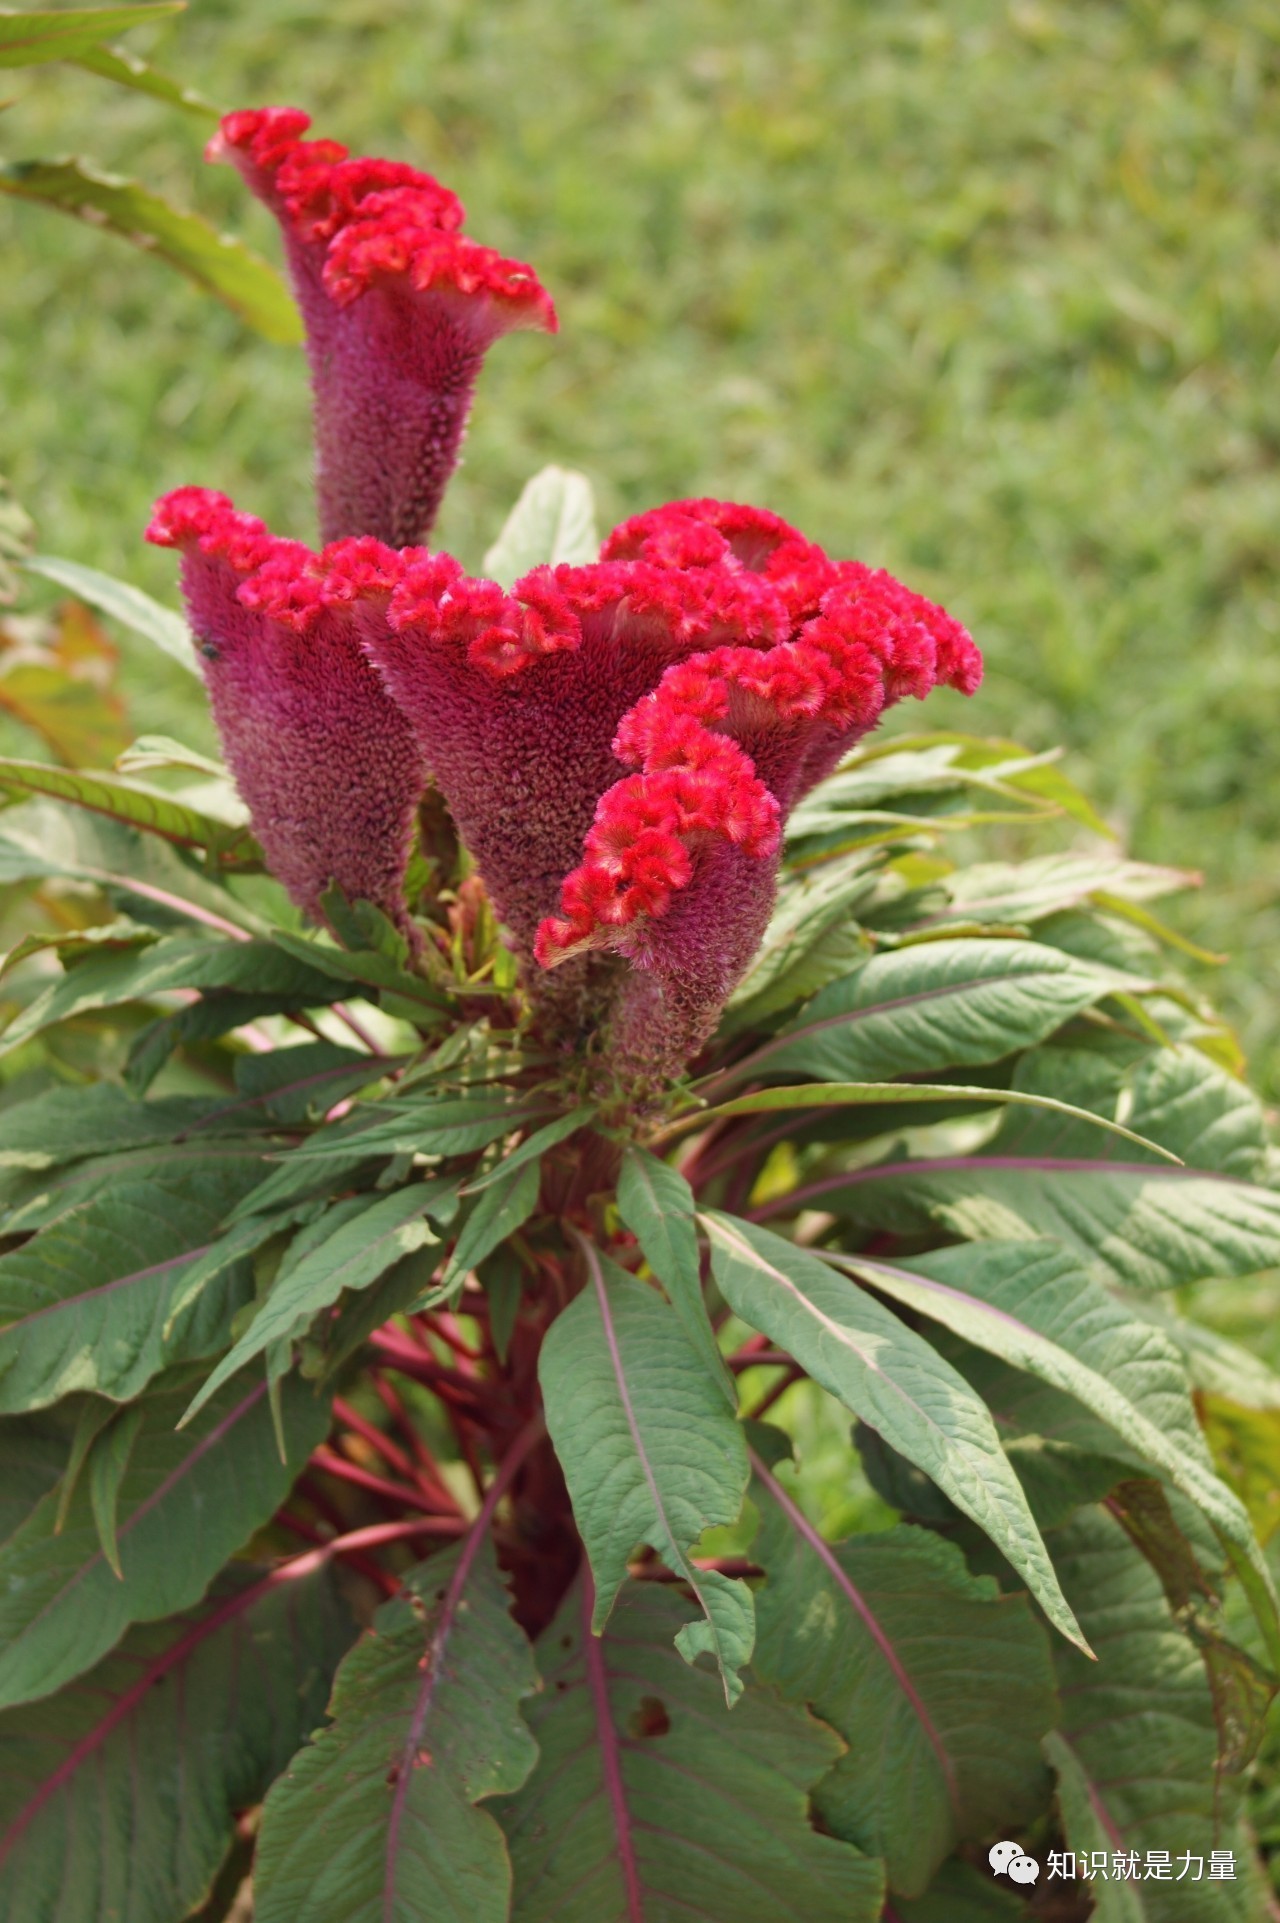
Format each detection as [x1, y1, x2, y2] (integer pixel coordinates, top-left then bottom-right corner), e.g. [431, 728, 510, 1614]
[151, 481, 979, 1085]
[146, 487, 425, 942]
[209, 108, 556, 549]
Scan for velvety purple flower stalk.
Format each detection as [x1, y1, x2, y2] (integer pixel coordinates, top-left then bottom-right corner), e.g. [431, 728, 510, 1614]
[210, 108, 557, 548]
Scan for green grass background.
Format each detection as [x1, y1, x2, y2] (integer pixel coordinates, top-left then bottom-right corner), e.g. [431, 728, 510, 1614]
[2, 0, 1278, 1087]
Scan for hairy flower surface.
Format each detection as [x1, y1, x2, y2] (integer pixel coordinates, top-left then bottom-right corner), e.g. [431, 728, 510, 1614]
[151, 485, 979, 1083]
[147, 488, 425, 939]
[210, 108, 557, 548]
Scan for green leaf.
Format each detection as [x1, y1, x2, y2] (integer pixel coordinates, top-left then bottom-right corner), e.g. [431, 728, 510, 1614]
[0, 798, 265, 936]
[496, 1577, 885, 1923]
[794, 1155, 1280, 1293]
[728, 937, 1132, 1087]
[0, 1160, 273, 1412]
[0, 1563, 351, 1923]
[86, 1399, 143, 1578]
[0, 1368, 330, 1709]
[0, 159, 301, 343]
[23, 553, 198, 673]
[701, 1212, 1086, 1652]
[181, 1182, 451, 1425]
[71, 40, 219, 114]
[253, 1532, 538, 1923]
[288, 1092, 551, 1163]
[683, 1079, 1180, 1161]
[440, 1156, 540, 1294]
[0, 4, 181, 64]
[1043, 1506, 1263, 1922]
[724, 852, 878, 1030]
[751, 1456, 1055, 1897]
[460, 1106, 590, 1189]
[0, 1411, 76, 1546]
[918, 850, 1190, 934]
[893, 1860, 1028, 1920]
[0, 933, 361, 1057]
[0, 1081, 234, 1173]
[617, 1145, 735, 1402]
[0, 757, 256, 863]
[830, 1240, 1274, 1614]
[481, 465, 599, 584]
[539, 1238, 754, 1702]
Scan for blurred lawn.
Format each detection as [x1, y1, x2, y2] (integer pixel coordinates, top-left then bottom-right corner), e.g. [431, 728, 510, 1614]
[2, 0, 1279, 1086]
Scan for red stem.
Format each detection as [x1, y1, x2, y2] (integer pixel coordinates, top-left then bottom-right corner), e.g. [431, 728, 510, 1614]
[310, 1445, 446, 1516]
[580, 1563, 644, 1922]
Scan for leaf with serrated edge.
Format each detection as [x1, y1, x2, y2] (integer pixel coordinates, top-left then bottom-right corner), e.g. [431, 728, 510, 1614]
[828, 1240, 1275, 1622]
[725, 936, 1136, 1089]
[1043, 1507, 1263, 1923]
[481, 466, 599, 584]
[181, 1182, 451, 1425]
[0, 1369, 329, 1709]
[253, 1530, 538, 1923]
[0, 1160, 272, 1412]
[751, 1455, 1055, 1896]
[0, 1563, 350, 1923]
[617, 1145, 736, 1402]
[540, 1237, 754, 1701]
[496, 1576, 884, 1923]
[776, 1155, 1280, 1293]
[701, 1212, 1087, 1652]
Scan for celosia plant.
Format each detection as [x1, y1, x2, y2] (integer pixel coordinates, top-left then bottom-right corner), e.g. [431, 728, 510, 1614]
[0, 99, 1278, 1923]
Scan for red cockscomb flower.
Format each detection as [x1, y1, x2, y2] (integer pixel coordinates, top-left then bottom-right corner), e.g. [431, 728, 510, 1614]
[149, 487, 979, 1081]
[210, 108, 556, 548]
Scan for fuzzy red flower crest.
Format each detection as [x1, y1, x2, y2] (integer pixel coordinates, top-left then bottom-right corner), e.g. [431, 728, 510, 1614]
[149, 109, 981, 1089]
[210, 107, 556, 550]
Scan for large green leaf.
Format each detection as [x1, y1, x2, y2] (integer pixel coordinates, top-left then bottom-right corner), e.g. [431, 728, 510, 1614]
[0, 1081, 236, 1173]
[71, 40, 219, 115]
[0, 798, 265, 936]
[701, 1212, 1085, 1651]
[0, 158, 301, 343]
[788, 1155, 1280, 1292]
[0, 1368, 329, 1709]
[0, 1562, 350, 1923]
[617, 1145, 735, 1402]
[0, 1160, 274, 1411]
[181, 1180, 456, 1423]
[892, 1860, 1027, 1920]
[1043, 1507, 1262, 1923]
[831, 1240, 1273, 1615]
[285, 1092, 549, 1163]
[726, 937, 1130, 1087]
[751, 1456, 1055, 1897]
[993, 1041, 1267, 1176]
[0, 759, 257, 865]
[22, 553, 198, 675]
[481, 466, 599, 584]
[496, 1578, 885, 1923]
[253, 1533, 538, 1923]
[0, 3, 180, 64]
[0, 933, 362, 1056]
[539, 1239, 754, 1702]
[440, 1156, 541, 1293]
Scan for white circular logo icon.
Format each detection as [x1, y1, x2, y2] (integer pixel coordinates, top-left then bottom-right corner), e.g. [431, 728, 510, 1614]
[989, 1841, 1040, 1884]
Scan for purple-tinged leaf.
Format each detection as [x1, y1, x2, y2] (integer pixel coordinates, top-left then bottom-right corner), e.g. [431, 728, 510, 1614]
[496, 1575, 885, 1923]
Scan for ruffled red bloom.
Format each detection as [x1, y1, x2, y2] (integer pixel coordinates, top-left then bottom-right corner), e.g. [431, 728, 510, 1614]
[146, 488, 425, 940]
[209, 108, 556, 548]
[150, 487, 978, 1075]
